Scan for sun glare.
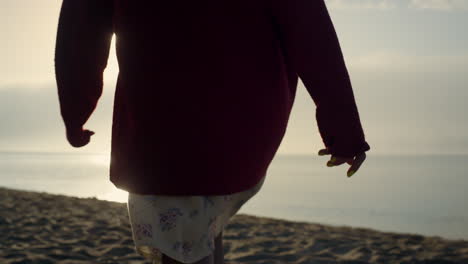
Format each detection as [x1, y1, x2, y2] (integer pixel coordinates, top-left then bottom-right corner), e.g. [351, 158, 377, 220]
[89, 153, 111, 166]
[98, 188, 129, 203]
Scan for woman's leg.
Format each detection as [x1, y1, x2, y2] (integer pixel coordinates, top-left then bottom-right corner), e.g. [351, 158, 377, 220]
[161, 231, 223, 264]
[214, 231, 224, 264]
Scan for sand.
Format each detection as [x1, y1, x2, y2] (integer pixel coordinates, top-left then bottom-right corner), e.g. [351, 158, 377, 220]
[1, 187, 468, 264]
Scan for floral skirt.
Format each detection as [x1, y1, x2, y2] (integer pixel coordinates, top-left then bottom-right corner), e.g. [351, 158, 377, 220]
[126, 175, 266, 264]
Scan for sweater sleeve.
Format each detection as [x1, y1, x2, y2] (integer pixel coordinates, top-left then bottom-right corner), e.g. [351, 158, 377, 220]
[271, 0, 370, 158]
[54, 0, 114, 132]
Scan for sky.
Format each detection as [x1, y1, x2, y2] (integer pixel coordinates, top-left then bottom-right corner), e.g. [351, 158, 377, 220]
[0, 0, 467, 156]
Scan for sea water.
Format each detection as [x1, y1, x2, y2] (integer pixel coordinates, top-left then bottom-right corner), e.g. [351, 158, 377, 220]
[1, 152, 467, 240]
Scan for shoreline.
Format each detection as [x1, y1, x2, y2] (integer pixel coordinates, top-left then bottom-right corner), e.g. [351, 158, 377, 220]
[1, 186, 468, 264]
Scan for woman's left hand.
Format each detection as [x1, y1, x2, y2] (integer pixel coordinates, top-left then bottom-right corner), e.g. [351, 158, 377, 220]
[318, 148, 367, 178]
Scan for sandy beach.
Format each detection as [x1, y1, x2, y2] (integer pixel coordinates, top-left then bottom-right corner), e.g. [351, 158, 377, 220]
[1, 187, 468, 264]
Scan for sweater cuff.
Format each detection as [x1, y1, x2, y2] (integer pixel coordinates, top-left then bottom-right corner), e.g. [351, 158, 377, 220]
[64, 122, 83, 134]
[328, 140, 370, 159]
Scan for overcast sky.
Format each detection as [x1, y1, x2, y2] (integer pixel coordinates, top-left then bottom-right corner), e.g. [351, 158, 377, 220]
[1, 0, 467, 155]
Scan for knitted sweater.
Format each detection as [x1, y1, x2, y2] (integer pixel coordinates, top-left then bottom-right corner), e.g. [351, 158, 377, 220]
[55, 0, 370, 195]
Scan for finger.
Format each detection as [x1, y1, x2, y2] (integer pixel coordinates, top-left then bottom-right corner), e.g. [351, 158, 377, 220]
[347, 152, 366, 177]
[71, 140, 87, 148]
[84, 130, 95, 136]
[77, 138, 90, 147]
[70, 131, 92, 148]
[82, 132, 92, 145]
[83, 136, 91, 146]
[327, 155, 354, 167]
[71, 137, 88, 147]
[327, 159, 343, 167]
[318, 148, 331, 156]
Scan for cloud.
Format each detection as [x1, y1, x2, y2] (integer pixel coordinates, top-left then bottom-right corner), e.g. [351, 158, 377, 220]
[0, 84, 115, 153]
[348, 51, 468, 74]
[409, 0, 468, 10]
[326, 0, 468, 11]
[326, 0, 398, 10]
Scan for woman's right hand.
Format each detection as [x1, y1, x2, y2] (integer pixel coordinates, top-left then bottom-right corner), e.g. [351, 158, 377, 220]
[66, 128, 95, 148]
[318, 148, 367, 178]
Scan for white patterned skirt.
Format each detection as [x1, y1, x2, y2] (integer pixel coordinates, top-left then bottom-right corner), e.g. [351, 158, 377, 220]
[126, 175, 266, 264]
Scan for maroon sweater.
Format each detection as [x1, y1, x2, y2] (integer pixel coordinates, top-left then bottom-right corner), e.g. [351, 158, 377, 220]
[55, 0, 370, 195]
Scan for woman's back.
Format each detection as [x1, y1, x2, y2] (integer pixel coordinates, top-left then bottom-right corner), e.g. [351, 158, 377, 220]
[55, 0, 370, 196]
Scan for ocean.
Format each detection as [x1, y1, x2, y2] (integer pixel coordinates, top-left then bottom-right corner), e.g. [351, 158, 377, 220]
[1, 152, 467, 241]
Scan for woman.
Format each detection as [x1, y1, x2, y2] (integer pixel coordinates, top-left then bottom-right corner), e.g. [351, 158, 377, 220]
[55, 0, 370, 263]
